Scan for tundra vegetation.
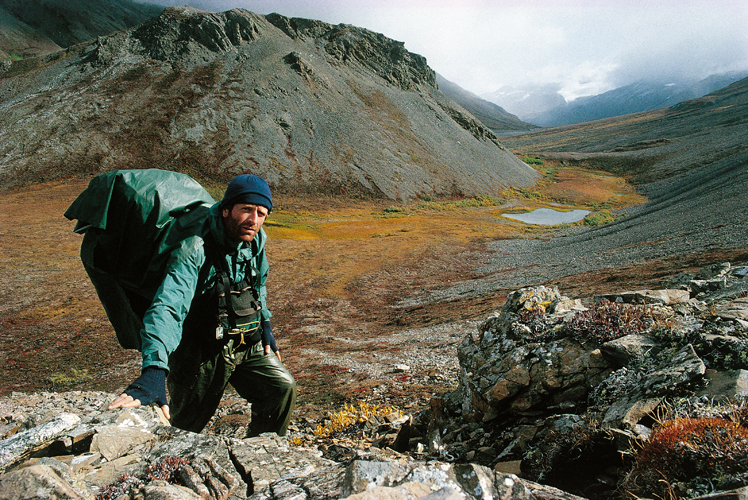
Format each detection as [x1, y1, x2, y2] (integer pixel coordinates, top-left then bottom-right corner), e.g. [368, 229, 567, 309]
[3, 142, 748, 499]
[0, 157, 641, 401]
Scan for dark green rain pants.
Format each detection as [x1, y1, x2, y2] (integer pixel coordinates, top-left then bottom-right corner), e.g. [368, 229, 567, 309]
[168, 339, 297, 436]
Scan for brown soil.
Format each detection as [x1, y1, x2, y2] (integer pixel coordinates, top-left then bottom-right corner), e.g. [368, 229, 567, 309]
[1, 167, 743, 421]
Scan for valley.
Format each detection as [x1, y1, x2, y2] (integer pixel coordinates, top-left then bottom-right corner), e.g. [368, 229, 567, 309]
[0, 159, 657, 418]
[1, 5, 747, 497]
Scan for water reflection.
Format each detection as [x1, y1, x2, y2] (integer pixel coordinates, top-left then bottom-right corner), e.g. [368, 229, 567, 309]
[502, 208, 590, 225]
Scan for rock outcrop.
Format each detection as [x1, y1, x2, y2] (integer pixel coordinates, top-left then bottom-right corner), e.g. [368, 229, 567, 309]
[0, 393, 583, 500]
[0, 7, 538, 200]
[431, 262, 748, 498]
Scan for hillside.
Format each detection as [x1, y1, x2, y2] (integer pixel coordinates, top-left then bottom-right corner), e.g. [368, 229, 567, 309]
[0, 0, 163, 54]
[430, 76, 748, 302]
[0, 6, 538, 201]
[435, 73, 537, 133]
[0, 4, 61, 61]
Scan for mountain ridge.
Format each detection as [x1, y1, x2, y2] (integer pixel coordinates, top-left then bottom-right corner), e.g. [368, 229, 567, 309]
[435, 73, 537, 134]
[0, 6, 538, 201]
[484, 71, 748, 127]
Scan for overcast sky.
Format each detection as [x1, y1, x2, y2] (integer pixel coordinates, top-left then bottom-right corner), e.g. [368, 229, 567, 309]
[139, 0, 748, 101]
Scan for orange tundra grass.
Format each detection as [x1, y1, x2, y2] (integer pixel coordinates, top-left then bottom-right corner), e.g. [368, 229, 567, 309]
[627, 417, 748, 497]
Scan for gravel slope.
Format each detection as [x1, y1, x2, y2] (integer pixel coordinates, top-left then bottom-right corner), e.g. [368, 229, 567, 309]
[404, 79, 748, 304]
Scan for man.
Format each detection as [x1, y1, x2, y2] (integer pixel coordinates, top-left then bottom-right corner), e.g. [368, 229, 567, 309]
[103, 173, 296, 435]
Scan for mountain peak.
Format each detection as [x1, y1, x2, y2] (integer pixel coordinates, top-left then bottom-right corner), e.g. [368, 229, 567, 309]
[0, 6, 538, 200]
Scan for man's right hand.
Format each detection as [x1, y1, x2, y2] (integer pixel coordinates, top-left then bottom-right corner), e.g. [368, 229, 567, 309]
[108, 366, 171, 420]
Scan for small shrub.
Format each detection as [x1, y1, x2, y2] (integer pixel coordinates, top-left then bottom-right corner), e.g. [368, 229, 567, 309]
[313, 402, 401, 438]
[563, 300, 653, 345]
[452, 195, 503, 208]
[518, 306, 549, 340]
[97, 475, 143, 500]
[96, 456, 188, 500]
[523, 156, 545, 166]
[143, 456, 189, 482]
[626, 418, 748, 498]
[519, 187, 542, 200]
[582, 210, 615, 226]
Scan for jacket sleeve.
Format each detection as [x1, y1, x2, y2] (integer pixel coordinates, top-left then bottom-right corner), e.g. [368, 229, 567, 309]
[254, 233, 272, 322]
[140, 240, 206, 371]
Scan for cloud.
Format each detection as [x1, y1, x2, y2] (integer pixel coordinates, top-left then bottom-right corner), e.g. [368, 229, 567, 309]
[138, 0, 748, 99]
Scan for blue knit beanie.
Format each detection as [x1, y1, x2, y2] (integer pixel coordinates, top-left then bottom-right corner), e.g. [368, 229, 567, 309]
[220, 174, 273, 212]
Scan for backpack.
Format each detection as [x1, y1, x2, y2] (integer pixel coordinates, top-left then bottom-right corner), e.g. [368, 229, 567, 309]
[65, 169, 216, 349]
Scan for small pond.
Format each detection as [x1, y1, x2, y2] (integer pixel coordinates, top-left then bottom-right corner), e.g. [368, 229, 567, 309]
[502, 207, 590, 225]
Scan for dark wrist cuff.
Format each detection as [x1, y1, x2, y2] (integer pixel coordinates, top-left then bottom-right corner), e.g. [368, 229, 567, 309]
[261, 320, 278, 352]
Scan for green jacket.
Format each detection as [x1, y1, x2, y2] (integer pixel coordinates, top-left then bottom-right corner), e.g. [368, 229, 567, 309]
[141, 203, 272, 371]
[65, 169, 271, 372]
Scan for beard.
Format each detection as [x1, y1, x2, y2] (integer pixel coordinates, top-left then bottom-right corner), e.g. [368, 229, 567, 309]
[222, 212, 257, 243]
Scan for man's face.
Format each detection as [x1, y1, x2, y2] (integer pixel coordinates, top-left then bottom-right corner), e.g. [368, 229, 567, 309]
[222, 203, 268, 243]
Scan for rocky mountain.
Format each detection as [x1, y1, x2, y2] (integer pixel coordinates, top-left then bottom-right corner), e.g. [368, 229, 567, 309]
[0, 6, 538, 201]
[435, 73, 537, 134]
[484, 71, 748, 127]
[0, 0, 163, 57]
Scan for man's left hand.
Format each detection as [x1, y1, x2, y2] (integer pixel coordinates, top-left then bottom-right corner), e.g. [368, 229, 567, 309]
[261, 320, 281, 361]
[264, 344, 282, 362]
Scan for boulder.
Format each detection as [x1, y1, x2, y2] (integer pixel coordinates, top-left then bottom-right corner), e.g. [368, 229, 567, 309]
[0, 413, 80, 471]
[698, 369, 748, 399]
[456, 286, 614, 423]
[595, 289, 690, 305]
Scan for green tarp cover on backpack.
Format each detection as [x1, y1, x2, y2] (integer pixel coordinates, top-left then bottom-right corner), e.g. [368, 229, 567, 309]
[64, 169, 215, 349]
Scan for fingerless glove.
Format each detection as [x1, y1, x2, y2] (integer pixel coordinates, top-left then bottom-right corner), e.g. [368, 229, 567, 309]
[261, 320, 278, 353]
[124, 366, 168, 407]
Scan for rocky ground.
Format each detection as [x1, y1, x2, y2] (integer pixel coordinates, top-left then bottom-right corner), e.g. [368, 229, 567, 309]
[2, 75, 748, 496]
[2, 172, 748, 498]
[1, 261, 747, 499]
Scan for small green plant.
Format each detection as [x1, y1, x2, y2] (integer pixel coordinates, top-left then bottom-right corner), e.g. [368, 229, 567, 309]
[588, 201, 613, 211]
[523, 156, 545, 166]
[383, 206, 405, 214]
[518, 187, 542, 200]
[49, 368, 92, 389]
[582, 210, 615, 226]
